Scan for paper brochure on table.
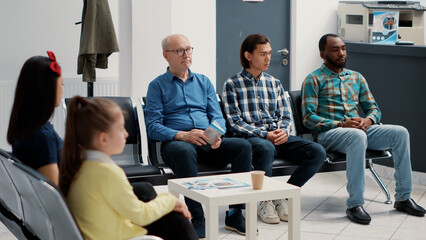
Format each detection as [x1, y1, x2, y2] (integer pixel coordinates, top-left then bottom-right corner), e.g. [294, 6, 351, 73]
[183, 178, 250, 190]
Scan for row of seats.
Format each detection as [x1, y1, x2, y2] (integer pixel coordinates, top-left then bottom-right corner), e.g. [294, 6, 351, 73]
[66, 91, 392, 202]
[0, 90, 393, 239]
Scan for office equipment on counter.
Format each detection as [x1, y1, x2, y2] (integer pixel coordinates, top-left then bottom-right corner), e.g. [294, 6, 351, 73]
[338, 1, 425, 45]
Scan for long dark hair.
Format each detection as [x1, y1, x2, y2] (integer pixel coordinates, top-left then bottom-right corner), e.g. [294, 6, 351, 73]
[59, 96, 120, 196]
[7, 56, 60, 144]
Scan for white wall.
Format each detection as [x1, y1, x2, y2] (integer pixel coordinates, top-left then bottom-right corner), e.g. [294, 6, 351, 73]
[0, 0, 120, 150]
[129, 0, 216, 98]
[0, 0, 119, 83]
[290, 0, 339, 90]
[2, 0, 426, 150]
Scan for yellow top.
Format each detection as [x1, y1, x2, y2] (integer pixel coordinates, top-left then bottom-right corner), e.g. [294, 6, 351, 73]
[67, 150, 175, 240]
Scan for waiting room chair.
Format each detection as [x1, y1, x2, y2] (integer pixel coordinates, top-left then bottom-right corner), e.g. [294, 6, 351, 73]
[27, 170, 84, 240]
[0, 149, 24, 222]
[3, 158, 53, 240]
[288, 90, 392, 204]
[63, 97, 164, 185]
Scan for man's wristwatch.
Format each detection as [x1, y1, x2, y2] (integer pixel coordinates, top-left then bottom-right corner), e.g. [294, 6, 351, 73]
[337, 122, 343, 128]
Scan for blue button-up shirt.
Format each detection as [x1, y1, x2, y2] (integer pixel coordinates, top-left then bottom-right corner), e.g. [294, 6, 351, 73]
[144, 68, 225, 141]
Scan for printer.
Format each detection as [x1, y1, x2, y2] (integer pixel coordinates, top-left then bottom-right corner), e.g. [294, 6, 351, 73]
[338, 1, 426, 45]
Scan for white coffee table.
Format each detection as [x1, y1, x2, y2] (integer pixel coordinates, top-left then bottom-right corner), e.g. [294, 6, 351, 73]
[168, 172, 301, 240]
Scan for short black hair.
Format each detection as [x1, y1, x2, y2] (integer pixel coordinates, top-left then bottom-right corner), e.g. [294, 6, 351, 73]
[240, 34, 270, 69]
[319, 33, 342, 51]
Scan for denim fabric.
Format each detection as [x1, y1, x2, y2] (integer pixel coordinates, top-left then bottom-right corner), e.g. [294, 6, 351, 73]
[247, 135, 326, 187]
[161, 137, 252, 218]
[317, 124, 412, 208]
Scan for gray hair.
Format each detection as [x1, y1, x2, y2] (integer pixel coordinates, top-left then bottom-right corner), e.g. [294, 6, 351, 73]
[161, 34, 189, 51]
[161, 36, 170, 51]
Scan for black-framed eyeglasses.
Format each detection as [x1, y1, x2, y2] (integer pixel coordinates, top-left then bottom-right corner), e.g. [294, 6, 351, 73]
[165, 47, 194, 56]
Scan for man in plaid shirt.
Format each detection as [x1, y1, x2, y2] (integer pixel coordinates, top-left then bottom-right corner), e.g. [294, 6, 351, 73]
[301, 33, 425, 225]
[222, 34, 326, 224]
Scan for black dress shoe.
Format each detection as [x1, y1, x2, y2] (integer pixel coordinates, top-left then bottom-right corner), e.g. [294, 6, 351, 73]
[394, 198, 426, 217]
[346, 206, 371, 225]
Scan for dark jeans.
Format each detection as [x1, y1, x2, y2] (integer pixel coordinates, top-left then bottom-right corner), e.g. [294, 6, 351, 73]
[247, 135, 326, 187]
[131, 182, 198, 240]
[161, 137, 252, 218]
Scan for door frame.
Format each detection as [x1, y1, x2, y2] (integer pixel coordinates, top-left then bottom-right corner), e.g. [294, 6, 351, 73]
[290, 0, 297, 91]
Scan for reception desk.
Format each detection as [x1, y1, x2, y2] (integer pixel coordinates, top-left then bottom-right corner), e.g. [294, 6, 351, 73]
[346, 42, 426, 173]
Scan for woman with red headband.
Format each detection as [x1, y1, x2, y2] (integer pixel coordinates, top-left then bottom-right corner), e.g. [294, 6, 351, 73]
[7, 51, 63, 185]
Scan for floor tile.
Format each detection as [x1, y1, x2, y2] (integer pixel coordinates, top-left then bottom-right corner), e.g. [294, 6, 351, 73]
[335, 234, 388, 240]
[390, 220, 426, 240]
[339, 223, 397, 239]
[303, 209, 348, 222]
[0, 232, 17, 240]
[300, 219, 348, 235]
[278, 231, 336, 240]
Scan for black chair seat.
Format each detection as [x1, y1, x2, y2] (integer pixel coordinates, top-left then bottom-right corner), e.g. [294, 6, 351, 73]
[272, 158, 299, 167]
[197, 162, 232, 176]
[121, 165, 167, 185]
[121, 165, 162, 177]
[327, 150, 391, 163]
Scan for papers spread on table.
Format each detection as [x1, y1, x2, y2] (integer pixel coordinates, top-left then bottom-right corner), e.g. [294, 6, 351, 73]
[183, 178, 250, 190]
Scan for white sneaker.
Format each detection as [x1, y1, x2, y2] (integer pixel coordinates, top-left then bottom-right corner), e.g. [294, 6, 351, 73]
[258, 200, 280, 224]
[273, 199, 288, 222]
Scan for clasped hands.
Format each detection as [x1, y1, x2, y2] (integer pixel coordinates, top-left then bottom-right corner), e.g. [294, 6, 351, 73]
[174, 129, 221, 149]
[267, 128, 288, 145]
[341, 117, 373, 132]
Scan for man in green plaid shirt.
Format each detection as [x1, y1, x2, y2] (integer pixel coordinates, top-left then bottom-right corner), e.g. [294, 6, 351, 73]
[301, 33, 425, 225]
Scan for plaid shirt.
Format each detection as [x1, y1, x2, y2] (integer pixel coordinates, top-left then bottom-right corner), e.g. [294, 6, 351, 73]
[301, 64, 381, 139]
[222, 69, 293, 138]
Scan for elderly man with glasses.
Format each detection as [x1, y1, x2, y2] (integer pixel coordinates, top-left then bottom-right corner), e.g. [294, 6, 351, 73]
[144, 34, 253, 239]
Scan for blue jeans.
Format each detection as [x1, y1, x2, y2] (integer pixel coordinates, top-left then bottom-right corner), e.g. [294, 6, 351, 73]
[317, 124, 412, 208]
[247, 136, 326, 187]
[161, 137, 252, 218]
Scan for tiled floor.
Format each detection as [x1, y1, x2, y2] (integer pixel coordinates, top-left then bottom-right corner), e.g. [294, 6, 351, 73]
[0, 221, 16, 240]
[1, 171, 425, 240]
[161, 171, 426, 240]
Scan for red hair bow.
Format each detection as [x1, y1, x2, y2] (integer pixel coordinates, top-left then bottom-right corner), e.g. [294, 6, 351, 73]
[47, 51, 61, 76]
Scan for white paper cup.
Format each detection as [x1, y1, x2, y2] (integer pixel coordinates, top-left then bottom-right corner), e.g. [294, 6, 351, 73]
[251, 170, 265, 190]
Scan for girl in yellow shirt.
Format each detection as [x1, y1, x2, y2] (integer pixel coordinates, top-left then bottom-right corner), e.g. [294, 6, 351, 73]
[60, 95, 198, 240]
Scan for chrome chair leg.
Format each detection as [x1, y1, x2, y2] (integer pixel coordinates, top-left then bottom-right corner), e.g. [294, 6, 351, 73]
[367, 159, 392, 204]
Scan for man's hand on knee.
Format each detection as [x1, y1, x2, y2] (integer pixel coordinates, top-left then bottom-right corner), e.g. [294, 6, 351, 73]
[174, 129, 209, 146]
[343, 117, 372, 132]
[210, 138, 221, 149]
[267, 129, 288, 145]
[342, 118, 363, 130]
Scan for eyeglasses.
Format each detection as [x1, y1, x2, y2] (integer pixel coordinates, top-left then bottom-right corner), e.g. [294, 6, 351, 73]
[165, 47, 194, 56]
